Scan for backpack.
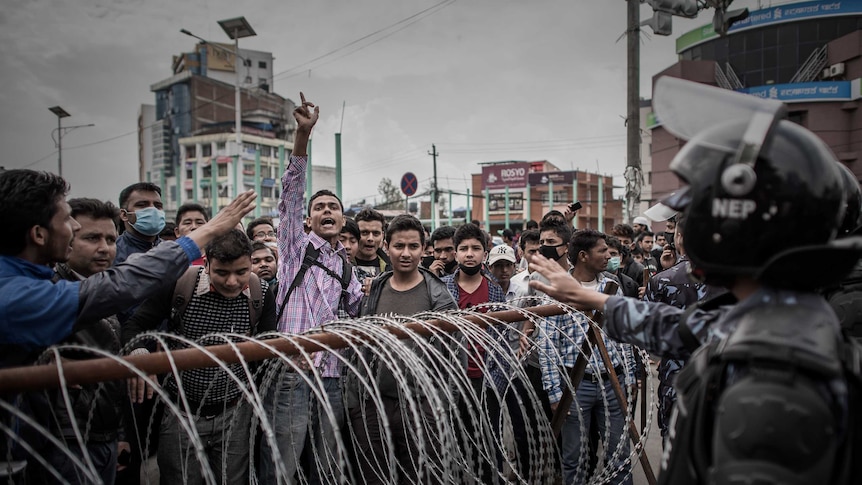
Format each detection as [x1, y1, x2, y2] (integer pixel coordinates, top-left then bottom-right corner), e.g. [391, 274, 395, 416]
[170, 266, 264, 335]
[276, 242, 354, 323]
[659, 302, 862, 485]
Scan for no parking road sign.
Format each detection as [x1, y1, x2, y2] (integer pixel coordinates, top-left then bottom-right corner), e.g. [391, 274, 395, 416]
[401, 172, 418, 197]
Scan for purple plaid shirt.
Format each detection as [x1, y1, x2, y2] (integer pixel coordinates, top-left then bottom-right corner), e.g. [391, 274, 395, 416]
[277, 155, 363, 377]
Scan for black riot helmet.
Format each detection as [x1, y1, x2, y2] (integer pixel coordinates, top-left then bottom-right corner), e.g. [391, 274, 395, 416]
[653, 77, 846, 288]
[837, 162, 862, 236]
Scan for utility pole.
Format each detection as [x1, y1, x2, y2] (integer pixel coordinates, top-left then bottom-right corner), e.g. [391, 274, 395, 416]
[624, 0, 643, 224]
[428, 144, 439, 230]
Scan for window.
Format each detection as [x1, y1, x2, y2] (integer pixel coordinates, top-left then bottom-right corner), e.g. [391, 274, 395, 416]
[260, 146, 271, 157]
[243, 59, 252, 67]
[202, 144, 212, 157]
[217, 142, 226, 152]
[186, 145, 196, 159]
[186, 169, 193, 179]
[258, 61, 267, 69]
[217, 164, 227, 177]
[202, 166, 211, 177]
[186, 189, 193, 200]
[170, 186, 177, 203]
[262, 186, 274, 198]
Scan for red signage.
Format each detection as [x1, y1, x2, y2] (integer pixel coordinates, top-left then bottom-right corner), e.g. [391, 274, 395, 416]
[481, 162, 530, 190]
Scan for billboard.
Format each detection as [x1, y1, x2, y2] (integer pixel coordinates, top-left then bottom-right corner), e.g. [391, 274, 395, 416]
[528, 171, 575, 186]
[206, 43, 237, 72]
[677, 0, 862, 53]
[481, 162, 529, 190]
[489, 192, 524, 212]
[740, 81, 853, 102]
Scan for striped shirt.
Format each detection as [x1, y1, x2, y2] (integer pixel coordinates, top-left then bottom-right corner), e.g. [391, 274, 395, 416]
[538, 272, 627, 403]
[276, 155, 363, 378]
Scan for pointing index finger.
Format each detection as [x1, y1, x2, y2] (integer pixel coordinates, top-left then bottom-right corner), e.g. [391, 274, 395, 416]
[300, 92, 306, 105]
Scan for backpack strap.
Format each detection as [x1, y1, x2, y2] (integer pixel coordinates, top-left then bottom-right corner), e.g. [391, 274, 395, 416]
[247, 272, 263, 335]
[276, 243, 322, 323]
[170, 266, 203, 334]
[276, 242, 355, 323]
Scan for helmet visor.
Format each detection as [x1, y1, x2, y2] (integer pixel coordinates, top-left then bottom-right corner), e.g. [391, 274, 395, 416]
[654, 77, 787, 168]
[660, 187, 692, 212]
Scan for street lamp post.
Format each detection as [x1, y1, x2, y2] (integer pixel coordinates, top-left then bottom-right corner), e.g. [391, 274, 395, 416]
[48, 106, 94, 178]
[181, 17, 255, 212]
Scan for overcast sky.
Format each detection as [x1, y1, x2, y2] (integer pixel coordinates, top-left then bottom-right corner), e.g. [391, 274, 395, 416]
[1, 0, 769, 210]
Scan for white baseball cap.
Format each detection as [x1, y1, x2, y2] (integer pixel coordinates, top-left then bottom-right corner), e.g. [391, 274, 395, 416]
[488, 244, 516, 265]
[633, 216, 651, 226]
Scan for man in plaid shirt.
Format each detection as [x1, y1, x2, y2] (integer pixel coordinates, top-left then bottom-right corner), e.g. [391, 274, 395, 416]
[259, 92, 364, 484]
[537, 229, 632, 485]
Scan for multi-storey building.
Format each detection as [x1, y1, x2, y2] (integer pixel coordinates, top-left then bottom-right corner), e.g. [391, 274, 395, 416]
[470, 160, 624, 233]
[647, 0, 862, 211]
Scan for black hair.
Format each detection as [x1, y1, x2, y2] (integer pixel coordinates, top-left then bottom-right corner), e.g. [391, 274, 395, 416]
[632, 246, 645, 256]
[637, 230, 655, 243]
[307, 189, 343, 216]
[341, 217, 361, 240]
[502, 228, 514, 240]
[541, 210, 566, 226]
[525, 220, 538, 230]
[118, 182, 161, 210]
[568, 229, 607, 267]
[68, 198, 120, 221]
[611, 223, 634, 240]
[205, 228, 253, 263]
[160, 222, 177, 239]
[539, 219, 573, 244]
[0, 170, 69, 255]
[175, 202, 209, 225]
[453, 223, 486, 251]
[354, 208, 386, 226]
[385, 214, 425, 245]
[429, 225, 456, 245]
[518, 229, 540, 251]
[251, 240, 275, 258]
[605, 235, 624, 252]
[251, 240, 268, 252]
[247, 216, 275, 239]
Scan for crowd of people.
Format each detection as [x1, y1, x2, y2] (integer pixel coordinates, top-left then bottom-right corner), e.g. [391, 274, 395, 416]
[1, 82, 861, 485]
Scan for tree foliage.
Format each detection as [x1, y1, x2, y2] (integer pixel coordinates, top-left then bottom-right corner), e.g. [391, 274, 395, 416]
[377, 177, 404, 208]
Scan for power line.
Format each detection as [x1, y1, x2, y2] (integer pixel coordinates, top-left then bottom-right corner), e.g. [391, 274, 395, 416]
[272, 0, 457, 82]
[22, 151, 59, 169]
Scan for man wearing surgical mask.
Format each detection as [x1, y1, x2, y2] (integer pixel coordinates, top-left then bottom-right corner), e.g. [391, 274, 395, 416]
[112, 182, 167, 483]
[605, 236, 640, 298]
[115, 182, 166, 264]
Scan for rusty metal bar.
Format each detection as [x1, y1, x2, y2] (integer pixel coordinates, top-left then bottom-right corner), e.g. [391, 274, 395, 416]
[0, 305, 568, 394]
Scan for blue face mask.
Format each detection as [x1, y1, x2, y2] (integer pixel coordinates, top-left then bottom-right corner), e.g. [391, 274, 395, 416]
[607, 256, 621, 272]
[129, 207, 166, 236]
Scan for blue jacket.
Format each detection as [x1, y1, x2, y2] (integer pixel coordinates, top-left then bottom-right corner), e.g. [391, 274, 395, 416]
[0, 237, 200, 365]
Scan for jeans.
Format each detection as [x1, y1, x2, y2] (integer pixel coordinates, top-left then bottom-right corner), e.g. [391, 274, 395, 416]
[157, 402, 251, 485]
[41, 440, 118, 485]
[258, 370, 344, 485]
[561, 379, 632, 485]
[348, 396, 443, 485]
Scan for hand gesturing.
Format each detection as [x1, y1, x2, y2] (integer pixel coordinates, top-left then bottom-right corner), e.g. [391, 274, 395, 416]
[293, 91, 319, 134]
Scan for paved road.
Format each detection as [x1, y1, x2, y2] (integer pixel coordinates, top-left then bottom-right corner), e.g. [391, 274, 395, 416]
[632, 361, 663, 485]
